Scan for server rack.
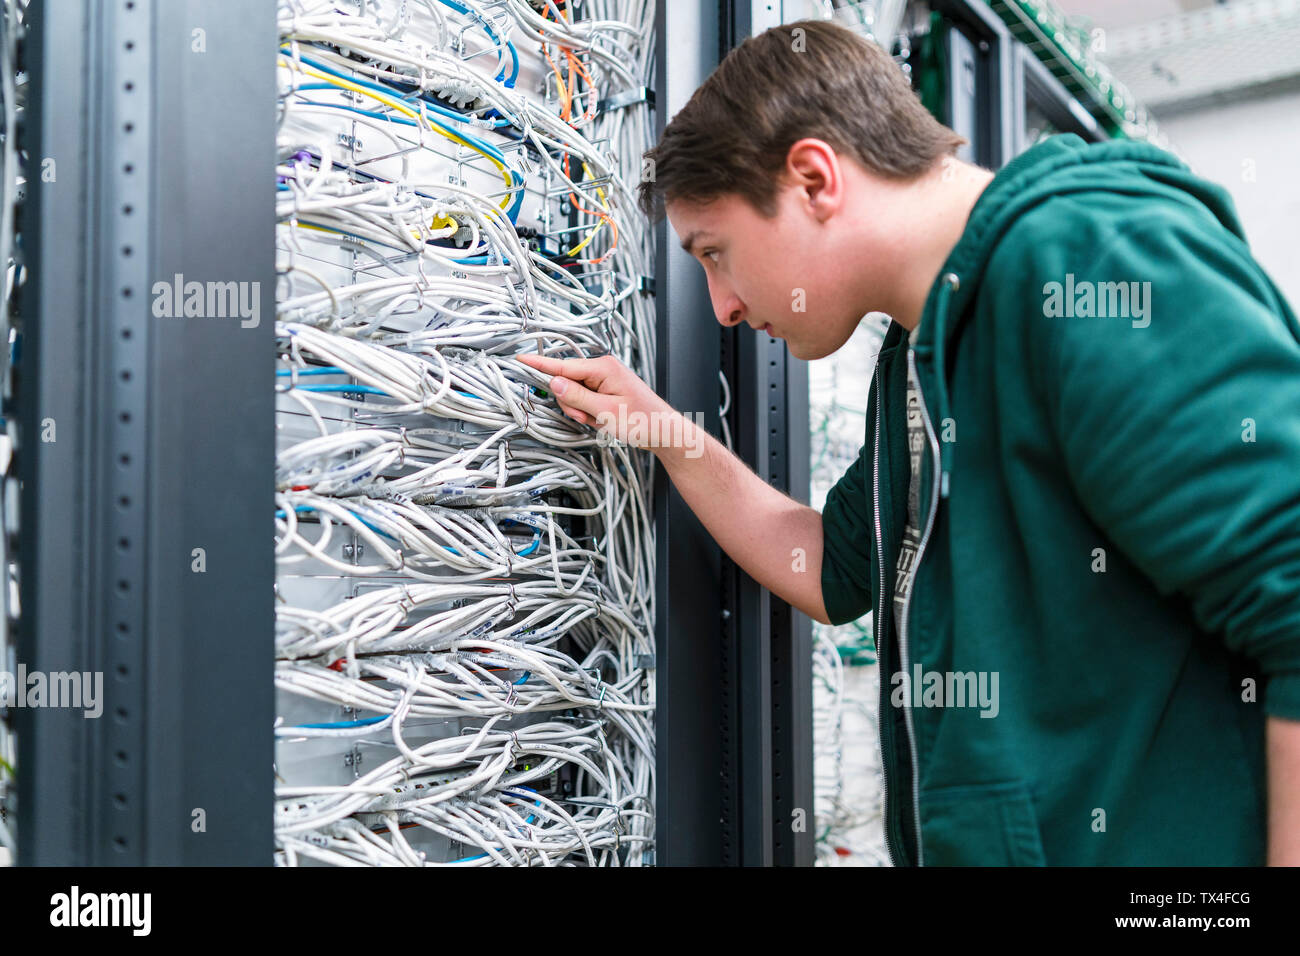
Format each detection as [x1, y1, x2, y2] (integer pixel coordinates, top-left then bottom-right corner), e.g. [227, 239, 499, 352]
[1012, 42, 1107, 155]
[650, 0, 728, 867]
[931, 0, 1017, 170]
[11, 0, 813, 868]
[713, 0, 815, 868]
[650, 0, 814, 868]
[927, 0, 1109, 165]
[16, 0, 275, 864]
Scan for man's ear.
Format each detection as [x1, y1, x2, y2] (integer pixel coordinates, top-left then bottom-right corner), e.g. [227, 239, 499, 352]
[785, 138, 842, 219]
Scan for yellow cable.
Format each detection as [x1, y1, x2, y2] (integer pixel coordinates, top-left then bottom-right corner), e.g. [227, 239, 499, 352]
[565, 161, 612, 257]
[278, 55, 517, 224]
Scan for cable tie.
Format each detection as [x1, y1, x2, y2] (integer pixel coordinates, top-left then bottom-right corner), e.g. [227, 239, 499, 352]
[520, 389, 534, 432]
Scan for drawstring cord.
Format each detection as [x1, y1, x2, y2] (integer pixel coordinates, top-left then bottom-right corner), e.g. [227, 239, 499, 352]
[932, 272, 960, 499]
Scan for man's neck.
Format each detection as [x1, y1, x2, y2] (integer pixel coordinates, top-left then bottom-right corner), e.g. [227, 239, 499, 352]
[892, 160, 995, 333]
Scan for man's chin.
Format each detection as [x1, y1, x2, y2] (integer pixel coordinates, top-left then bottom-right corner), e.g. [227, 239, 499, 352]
[783, 338, 818, 361]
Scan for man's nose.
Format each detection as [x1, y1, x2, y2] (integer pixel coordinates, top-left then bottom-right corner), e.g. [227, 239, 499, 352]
[718, 304, 745, 327]
[709, 281, 745, 327]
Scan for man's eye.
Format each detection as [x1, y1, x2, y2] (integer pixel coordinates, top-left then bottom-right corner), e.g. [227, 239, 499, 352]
[704, 250, 720, 263]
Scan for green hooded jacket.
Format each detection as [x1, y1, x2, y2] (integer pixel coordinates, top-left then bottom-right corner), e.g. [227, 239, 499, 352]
[819, 132, 1300, 866]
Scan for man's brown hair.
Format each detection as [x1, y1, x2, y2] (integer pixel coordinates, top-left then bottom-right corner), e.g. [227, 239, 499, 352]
[637, 19, 967, 221]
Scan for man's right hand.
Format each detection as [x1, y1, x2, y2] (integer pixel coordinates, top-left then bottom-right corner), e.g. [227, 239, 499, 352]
[515, 349, 834, 625]
[515, 351, 673, 448]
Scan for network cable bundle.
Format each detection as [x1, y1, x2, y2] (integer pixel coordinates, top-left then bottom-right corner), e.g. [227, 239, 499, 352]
[273, 0, 656, 866]
[809, 313, 890, 866]
[0, 0, 22, 866]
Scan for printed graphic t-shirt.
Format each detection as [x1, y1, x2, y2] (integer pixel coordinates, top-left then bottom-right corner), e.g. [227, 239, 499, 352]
[892, 327, 924, 644]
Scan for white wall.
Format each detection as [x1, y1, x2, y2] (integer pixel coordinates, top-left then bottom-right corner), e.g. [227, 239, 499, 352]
[1157, 89, 1300, 309]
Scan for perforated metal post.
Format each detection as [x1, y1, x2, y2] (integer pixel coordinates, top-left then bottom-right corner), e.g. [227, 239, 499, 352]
[17, 0, 274, 865]
[651, 0, 727, 867]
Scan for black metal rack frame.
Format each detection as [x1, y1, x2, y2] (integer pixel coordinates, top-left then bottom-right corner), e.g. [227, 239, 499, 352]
[17, 0, 275, 865]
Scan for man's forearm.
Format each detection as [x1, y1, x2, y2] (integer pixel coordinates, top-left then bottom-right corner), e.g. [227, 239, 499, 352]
[1267, 714, 1300, 865]
[652, 410, 831, 624]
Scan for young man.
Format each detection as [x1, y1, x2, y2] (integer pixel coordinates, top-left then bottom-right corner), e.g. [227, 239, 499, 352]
[518, 20, 1300, 865]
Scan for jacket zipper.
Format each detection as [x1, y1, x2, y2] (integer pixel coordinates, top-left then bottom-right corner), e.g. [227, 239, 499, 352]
[871, 371, 902, 867]
[897, 346, 944, 867]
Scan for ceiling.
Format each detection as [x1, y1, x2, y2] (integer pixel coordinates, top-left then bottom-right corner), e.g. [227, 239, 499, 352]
[1053, 0, 1219, 30]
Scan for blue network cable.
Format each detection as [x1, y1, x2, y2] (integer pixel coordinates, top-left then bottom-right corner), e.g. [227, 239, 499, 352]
[275, 366, 347, 376]
[273, 504, 398, 543]
[289, 673, 531, 730]
[274, 503, 541, 556]
[450, 786, 544, 863]
[293, 714, 389, 730]
[279, 46, 525, 221]
[433, 0, 520, 89]
[280, 372, 486, 401]
[295, 384, 388, 395]
[284, 47, 513, 130]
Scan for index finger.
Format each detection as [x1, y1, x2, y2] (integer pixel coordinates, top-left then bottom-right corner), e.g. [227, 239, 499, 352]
[515, 353, 609, 387]
[514, 353, 562, 374]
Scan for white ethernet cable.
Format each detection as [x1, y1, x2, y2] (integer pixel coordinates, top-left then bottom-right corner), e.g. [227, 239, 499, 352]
[0, 0, 26, 863]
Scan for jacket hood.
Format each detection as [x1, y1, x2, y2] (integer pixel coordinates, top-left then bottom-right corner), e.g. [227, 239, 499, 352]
[903, 132, 1247, 498]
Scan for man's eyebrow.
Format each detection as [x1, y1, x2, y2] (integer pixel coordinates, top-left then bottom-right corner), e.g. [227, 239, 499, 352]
[680, 231, 710, 257]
